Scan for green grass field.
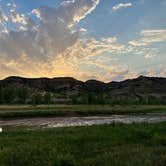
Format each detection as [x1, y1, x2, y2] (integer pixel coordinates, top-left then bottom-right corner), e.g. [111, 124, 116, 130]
[0, 122, 166, 166]
[0, 105, 166, 119]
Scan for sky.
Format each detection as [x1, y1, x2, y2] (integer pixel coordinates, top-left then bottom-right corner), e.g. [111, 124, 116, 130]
[0, 0, 166, 82]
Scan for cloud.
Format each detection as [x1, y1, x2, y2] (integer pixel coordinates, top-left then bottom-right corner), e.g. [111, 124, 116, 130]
[10, 13, 28, 25]
[129, 29, 166, 46]
[0, 0, 100, 61]
[0, 11, 8, 24]
[62, 37, 125, 59]
[2, 0, 150, 82]
[144, 53, 156, 59]
[0, 1, 164, 81]
[59, 0, 100, 25]
[0, 0, 103, 79]
[112, 3, 132, 11]
[0, 8, 9, 33]
[80, 28, 87, 32]
[7, 3, 27, 25]
[31, 9, 41, 19]
[141, 29, 166, 37]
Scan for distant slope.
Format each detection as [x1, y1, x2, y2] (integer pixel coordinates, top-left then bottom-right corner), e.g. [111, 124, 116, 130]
[0, 75, 166, 102]
[107, 76, 166, 101]
[0, 76, 84, 93]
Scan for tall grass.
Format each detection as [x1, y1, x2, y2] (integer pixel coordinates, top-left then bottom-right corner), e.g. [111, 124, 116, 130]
[0, 123, 166, 165]
[0, 105, 166, 119]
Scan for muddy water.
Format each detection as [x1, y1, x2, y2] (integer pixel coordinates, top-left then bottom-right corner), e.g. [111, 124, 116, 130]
[0, 113, 166, 128]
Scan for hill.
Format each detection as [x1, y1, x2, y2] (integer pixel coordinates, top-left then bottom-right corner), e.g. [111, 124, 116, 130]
[0, 75, 166, 104]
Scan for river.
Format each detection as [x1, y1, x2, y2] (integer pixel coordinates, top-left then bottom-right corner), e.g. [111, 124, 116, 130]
[0, 113, 166, 128]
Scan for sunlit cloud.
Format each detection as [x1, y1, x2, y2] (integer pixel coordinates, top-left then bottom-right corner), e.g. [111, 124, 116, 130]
[112, 3, 132, 11]
[0, 11, 8, 23]
[80, 28, 87, 32]
[62, 37, 126, 60]
[31, 9, 41, 19]
[144, 53, 156, 59]
[129, 29, 166, 46]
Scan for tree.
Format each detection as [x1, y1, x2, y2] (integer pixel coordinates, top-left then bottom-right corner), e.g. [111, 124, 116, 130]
[0, 88, 4, 104]
[96, 93, 105, 105]
[3, 86, 16, 104]
[44, 92, 51, 104]
[32, 93, 43, 105]
[17, 86, 29, 104]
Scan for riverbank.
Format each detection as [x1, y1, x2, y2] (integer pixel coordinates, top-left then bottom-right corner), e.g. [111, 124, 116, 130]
[0, 105, 166, 119]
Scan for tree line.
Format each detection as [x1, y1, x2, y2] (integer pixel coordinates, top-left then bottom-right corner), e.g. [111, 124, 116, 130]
[0, 86, 51, 104]
[0, 86, 166, 105]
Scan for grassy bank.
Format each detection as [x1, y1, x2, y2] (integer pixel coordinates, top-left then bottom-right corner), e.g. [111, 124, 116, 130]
[0, 105, 166, 119]
[0, 122, 166, 166]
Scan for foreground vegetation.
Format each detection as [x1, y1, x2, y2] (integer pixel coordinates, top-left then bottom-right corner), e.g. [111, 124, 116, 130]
[0, 122, 166, 166]
[0, 105, 166, 119]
